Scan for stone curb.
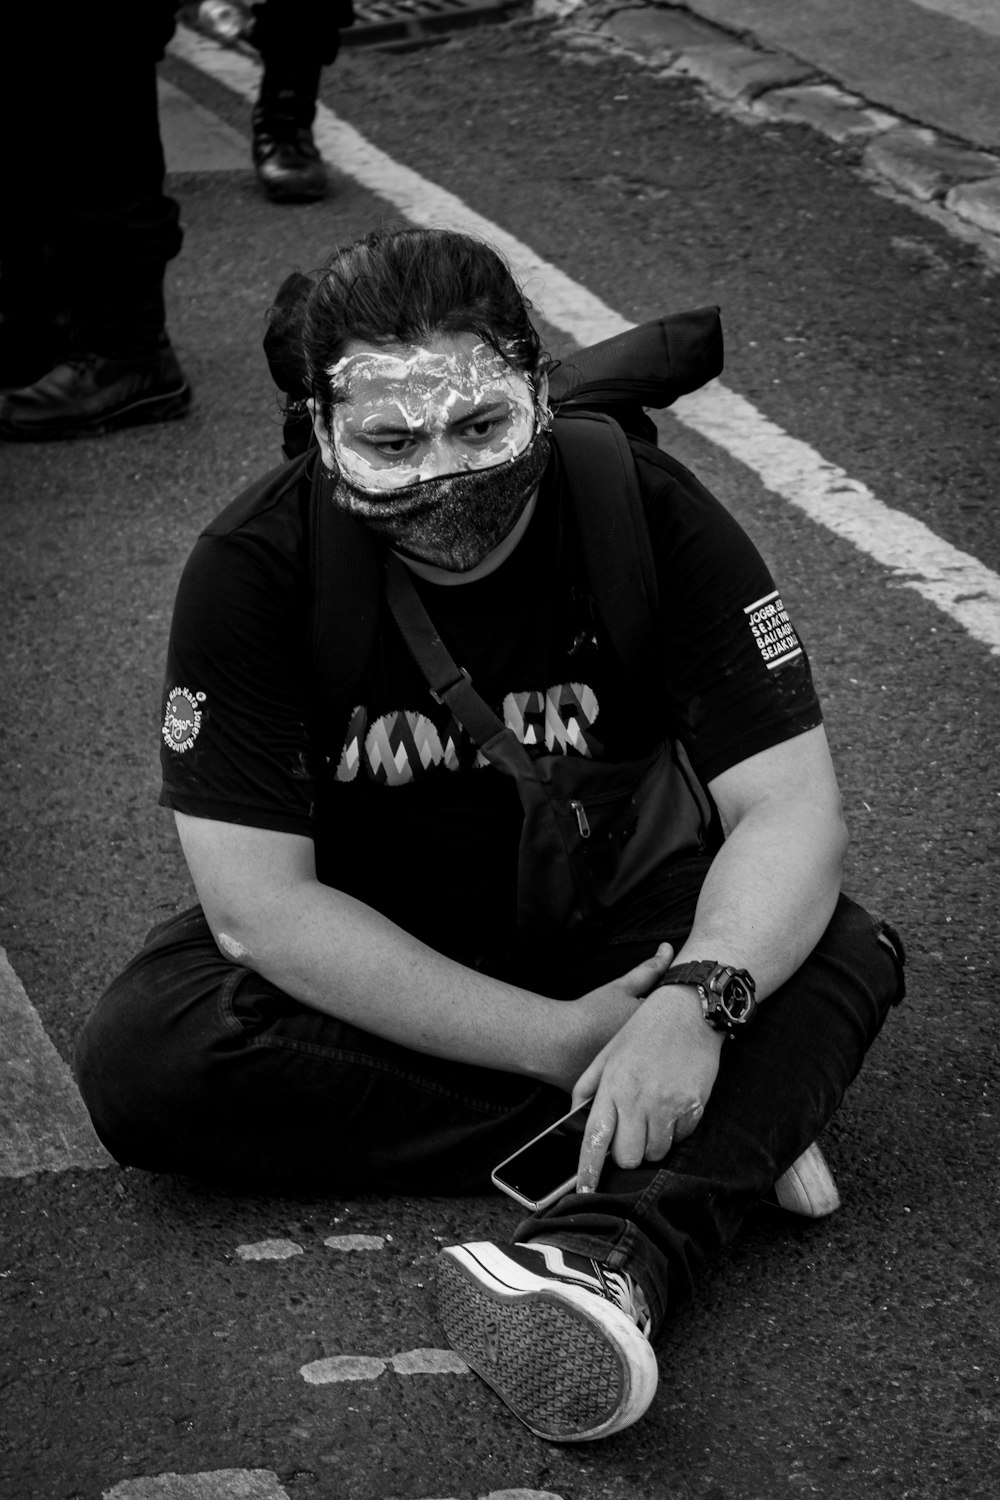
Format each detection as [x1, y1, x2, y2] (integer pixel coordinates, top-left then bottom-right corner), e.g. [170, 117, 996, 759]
[537, 0, 1000, 246]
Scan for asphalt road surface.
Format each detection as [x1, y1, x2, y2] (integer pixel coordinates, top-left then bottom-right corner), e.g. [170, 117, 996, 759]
[2, 9, 998, 1499]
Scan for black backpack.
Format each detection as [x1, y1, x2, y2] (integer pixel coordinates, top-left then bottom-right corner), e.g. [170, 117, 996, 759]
[263, 269, 722, 458]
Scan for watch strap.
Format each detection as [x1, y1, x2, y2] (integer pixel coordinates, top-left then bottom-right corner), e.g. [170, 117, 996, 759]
[661, 961, 757, 1035]
[661, 962, 721, 988]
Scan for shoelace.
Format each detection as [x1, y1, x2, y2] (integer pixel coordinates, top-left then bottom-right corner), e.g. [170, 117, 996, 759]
[593, 1261, 653, 1337]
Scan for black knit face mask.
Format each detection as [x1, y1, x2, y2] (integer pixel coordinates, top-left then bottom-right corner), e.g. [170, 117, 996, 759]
[329, 420, 552, 573]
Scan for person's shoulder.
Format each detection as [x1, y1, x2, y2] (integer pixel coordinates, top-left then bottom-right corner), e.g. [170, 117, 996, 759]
[175, 451, 316, 614]
[626, 432, 715, 502]
[625, 432, 765, 566]
[200, 451, 314, 543]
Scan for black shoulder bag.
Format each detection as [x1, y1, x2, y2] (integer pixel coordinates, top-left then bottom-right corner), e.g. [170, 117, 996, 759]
[383, 414, 714, 946]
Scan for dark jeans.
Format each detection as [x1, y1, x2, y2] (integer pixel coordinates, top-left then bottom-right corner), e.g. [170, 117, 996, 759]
[74, 864, 904, 1340]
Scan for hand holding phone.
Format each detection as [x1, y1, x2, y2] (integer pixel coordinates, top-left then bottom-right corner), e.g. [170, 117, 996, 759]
[491, 1099, 592, 1212]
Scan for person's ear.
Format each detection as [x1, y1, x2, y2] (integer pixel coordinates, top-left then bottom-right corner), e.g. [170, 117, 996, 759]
[308, 398, 336, 470]
[534, 369, 550, 409]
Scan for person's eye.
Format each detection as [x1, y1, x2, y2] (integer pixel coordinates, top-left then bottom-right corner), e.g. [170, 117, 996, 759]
[367, 434, 418, 457]
[460, 412, 508, 443]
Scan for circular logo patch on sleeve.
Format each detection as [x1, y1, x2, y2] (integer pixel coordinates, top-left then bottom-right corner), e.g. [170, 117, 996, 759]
[162, 687, 207, 753]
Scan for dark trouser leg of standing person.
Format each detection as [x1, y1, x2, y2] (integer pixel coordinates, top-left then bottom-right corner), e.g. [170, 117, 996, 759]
[0, 239, 70, 395]
[0, 3, 190, 441]
[248, 0, 351, 202]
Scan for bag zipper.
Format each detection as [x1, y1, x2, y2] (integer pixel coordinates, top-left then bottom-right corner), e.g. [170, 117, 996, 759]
[570, 800, 592, 838]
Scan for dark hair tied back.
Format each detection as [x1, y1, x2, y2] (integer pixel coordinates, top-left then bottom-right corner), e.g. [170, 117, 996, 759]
[296, 227, 544, 431]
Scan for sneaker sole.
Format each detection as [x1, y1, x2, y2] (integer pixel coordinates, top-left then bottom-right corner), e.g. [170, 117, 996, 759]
[0, 382, 192, 442]
[436, 1243, 658, 1442]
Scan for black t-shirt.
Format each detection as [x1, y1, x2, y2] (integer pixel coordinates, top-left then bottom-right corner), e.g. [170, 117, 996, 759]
[160, 438, 822, 962]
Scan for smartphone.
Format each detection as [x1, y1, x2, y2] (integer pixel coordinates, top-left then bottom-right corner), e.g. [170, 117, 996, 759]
[491, 1099, 592, 1212]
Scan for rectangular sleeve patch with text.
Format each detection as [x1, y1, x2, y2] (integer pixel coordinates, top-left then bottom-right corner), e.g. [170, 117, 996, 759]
[744, 590, 803, 670]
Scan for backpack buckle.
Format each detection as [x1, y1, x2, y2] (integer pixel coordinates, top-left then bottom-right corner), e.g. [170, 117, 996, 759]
[430, 667, 470, 705]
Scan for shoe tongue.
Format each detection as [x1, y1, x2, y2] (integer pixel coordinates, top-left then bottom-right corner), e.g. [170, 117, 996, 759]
[519, 1240, 652, 1333]
[599, 1264, 653, 1334]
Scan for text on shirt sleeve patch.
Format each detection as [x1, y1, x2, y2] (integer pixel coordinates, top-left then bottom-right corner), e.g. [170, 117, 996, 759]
[162, 686, 206, 753]
[744, 591, 803, 670]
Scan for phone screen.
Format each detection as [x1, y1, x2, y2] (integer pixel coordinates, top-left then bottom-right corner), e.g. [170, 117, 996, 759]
[491, 1100, 590, 1211]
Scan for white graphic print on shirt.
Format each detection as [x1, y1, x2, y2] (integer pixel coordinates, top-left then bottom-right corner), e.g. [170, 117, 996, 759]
[334, 682, 600, 786]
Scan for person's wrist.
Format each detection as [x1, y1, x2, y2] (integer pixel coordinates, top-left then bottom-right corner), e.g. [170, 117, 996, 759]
[531, 995, 601, 1090]
[649, 982, 726, 1051]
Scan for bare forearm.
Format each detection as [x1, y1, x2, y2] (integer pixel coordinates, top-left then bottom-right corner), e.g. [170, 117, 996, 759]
[215, 879, 577, 1077]
[175, 813, 665, 1091]
[672, 799, 847, 998]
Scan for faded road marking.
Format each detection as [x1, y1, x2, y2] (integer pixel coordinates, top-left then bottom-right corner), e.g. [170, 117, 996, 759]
[300, 1347, 470, 1383]
[483, 1492, 567, 1500]
[234, 1233, 386, 1259]
[104, 1476, 564, 1500]
[235, 1239, 305, 1261]
[301, 1354, 390, 1383]
[0, 947, 111, 1178]
[169, 24, 1000, 659]
[104, 1471, 290, 1499]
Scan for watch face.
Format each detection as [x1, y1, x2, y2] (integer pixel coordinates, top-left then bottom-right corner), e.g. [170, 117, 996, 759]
[721, 977, 754, 1021]
[710, 967, 757, 1026]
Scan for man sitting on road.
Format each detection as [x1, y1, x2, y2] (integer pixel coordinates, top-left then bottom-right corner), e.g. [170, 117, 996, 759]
[75, 227, 905, 1444]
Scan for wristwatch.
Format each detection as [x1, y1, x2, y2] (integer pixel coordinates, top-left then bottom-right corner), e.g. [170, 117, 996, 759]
[661, 962, 758, 1036]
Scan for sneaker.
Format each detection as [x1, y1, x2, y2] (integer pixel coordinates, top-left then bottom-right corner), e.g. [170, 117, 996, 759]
[772, 1141, 841, 1217]
[436, 1240, 658, 1442]
[0, 348, 191, 441]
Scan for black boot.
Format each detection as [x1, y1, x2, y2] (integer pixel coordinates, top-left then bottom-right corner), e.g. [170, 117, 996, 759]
[0, 341, 191, 441]
[251, 63, 327, 204]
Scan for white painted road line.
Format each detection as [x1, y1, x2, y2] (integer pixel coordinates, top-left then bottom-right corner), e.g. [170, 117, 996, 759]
[0, 946, 111, 1178]
[674, 383, 1000, 653]
[234, 1232, 386, 1258]
[169, 24, 1000, 658]
[301, 1353, 387, 1383]
[324, 1231, 387, 1250]
[910, 1, 1000, 40]
[105, 1474, 291, 1500]
[300, 1347, 470, 1383]
[235, 1239, 305, 1261]
[106, 1476, 565, 1500]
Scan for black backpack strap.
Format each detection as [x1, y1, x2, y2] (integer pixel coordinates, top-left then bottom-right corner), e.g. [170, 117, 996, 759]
[551, 412, 659, 688]
[384, 554, 545, 788]
[307, 451, 382, 720]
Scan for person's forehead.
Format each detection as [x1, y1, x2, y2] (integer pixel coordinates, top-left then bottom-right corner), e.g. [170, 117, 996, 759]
[329, 334, 527, 414]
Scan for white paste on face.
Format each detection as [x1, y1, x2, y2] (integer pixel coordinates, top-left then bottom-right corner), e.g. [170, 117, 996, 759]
[327, 339, 536, 490]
